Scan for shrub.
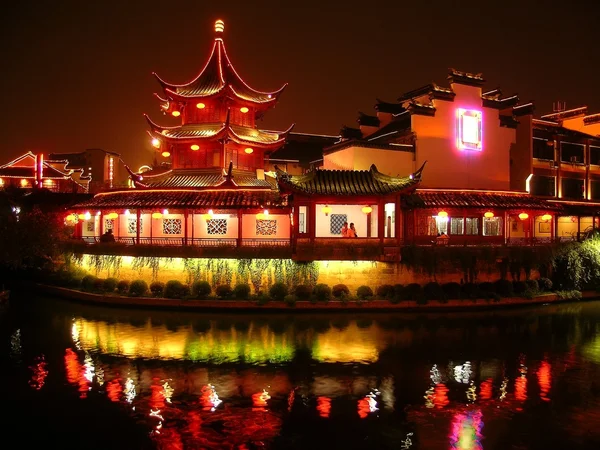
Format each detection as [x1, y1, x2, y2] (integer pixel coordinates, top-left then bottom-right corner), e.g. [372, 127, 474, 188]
[103, 277, 119, 293]
[461, 282, 478, 299]
[376, 284, 395, 299]
[490, 292, 502, 302]
[165, 280, 187, 299]
[150, 281, 165, 297]
[216, 284, 233, 299]
[81, 275, 98, 292]
[94, 278, 106, 292]
[416, 297, 428, 305]
[129, 279, 148, 297]
[233, 283, 251, 300]
[314, 284, 331, 302]
[538, 277, 553, 292]
[525, 279, 539, 292]
[269, 282, 289, 301]
[556, 290, 582, 300]
[513, 280, 527, 295]
[117, 280, 130, 294]
[393, 284, 404, 298]
[479, 282, 494, 293]
[257, 293, 270, 305]
[284, 294, 296, 307]
[423, 282, 445, 301]
[332, 284, 350, 298]
[356, 285, 374, 300]
[191, 281, 211, 299]
[295, 284, 312, 300]
[405, 283, 424, 301]
[494, 279, 514, 298]
[442, 282, 462, 299]
[522, 289, 535, 300]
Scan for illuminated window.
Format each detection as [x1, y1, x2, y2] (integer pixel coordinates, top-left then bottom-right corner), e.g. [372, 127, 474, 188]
[162, 218, 182, 235]
[299, 206, 307, 233]
[465, 218, 479, 235]
[450, 217, 464, 235]
[256, 219, 277, 236]
[104, 219, 114, 231]
[127, 218, 142, 234]
[207, 219, 227, 235]
[483, 217, 503, 236]
[457, 108, 482, 151]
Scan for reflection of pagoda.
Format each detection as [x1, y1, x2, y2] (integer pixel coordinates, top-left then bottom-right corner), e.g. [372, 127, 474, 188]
[144, 18, 293, 176]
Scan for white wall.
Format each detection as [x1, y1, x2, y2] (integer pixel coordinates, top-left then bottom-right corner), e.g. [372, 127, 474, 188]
[191, 213, 239, 239]
[315, 204, 378, 238]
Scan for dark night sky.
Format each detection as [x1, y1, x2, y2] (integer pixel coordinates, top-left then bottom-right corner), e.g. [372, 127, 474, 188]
[1, 0, 599, 172]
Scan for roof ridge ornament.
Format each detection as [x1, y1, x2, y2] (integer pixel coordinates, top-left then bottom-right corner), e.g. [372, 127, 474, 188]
[215, 19, 224, 34]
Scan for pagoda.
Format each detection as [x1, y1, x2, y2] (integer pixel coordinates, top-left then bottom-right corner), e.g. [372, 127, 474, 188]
[145, 19, 293, 174]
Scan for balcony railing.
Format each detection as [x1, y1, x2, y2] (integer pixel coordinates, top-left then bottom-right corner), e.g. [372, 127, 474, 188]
[80, 236, 289, 247]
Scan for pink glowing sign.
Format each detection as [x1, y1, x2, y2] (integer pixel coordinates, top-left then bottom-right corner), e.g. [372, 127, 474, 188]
[457, 108, 483, 151]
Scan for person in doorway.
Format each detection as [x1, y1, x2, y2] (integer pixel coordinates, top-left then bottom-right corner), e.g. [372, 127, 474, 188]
[341, 222, 349, 237]
[348, 223, 358, 238]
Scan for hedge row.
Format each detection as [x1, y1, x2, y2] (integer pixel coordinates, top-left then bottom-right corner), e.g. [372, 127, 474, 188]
[49, 271, 555, 304]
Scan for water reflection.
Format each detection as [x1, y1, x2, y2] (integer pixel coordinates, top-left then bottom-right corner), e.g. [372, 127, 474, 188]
[8, 298, 600, 449]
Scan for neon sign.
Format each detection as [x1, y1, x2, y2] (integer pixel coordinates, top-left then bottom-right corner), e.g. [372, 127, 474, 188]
[457, 108, 483, 151]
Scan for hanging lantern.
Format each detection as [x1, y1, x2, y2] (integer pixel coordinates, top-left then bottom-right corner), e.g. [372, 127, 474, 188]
[322, 205, 332, 216]
[65, 213, 78, 223]
[161, 151, 171, 158]
[518, 212, 529, 220]
[362, 205, 373, 214]
[541, 214, 552, 222]
[171, 110, 181, 117]
[152, 212, 163, 219]
[203, 209, 214, 220]
[107, 212, 118, 219]
[437, 210, 448, 218]
[240, 107, 249, 113]
[244, 147, 254, 154]
[256, 209, 269, 220]
[191, 144, 200, 151]
[484, 211, 494, 218]
[196, 102, 206, 109]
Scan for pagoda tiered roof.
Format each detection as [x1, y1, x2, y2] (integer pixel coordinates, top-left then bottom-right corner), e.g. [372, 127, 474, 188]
[0, 152, 74, 179]
[275, 163, 424, 196]
[153, 21, 287, 107]
[135, 167, 276, 189]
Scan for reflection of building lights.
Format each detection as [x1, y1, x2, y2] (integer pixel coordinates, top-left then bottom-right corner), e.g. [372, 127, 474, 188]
[83, 352, 95, 383]
[71, 322, 81, 350]
[498, 377, 508, 401]
[479, 378, 493, 401]
[10, 329, 22, 360]
[317, 396, 331, 418]
[64, 348, 88, 398]
[537, 360, 551, 402]
[252, 389, 271, 410]
[424, 386, 435, 408]
[454, 361, 472, 384]
[28, 355, 48, 390]
[200, 384, 222, 411]
[357, 391, 379, 419]
[466, 381, 477, 402]
[430, 364, 442, 384]
[433, 383, 449, 409]
[125, 378, 136, 404]
[401, 432, 414, 449]
[163, 381, 174, 403]
[106, 379, 122, 402]
[449, 410, 483, 450]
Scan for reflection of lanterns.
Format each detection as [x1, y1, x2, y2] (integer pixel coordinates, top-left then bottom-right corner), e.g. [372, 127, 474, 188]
[161, 151, 171, 158]
[107, 212, 118, 219]
[541, 213, 552, 222]
[171, 110, 180, 117]
[256, 209, 269, 220]
[244, 147, 253, 154]
[190, 144, 200, 151]
[518, 212, 529, 220]
[151, 138, 160, 148]
[252, 389, 271, 410]
[196, 102, 206, 109]
[316, 396, 331, 418]
[362, 205, 373, 214]
[322, 205, 332, 216]
[152, 212, 163, 219]
[240, 107, 249, 113]
[484, 211, 494, 218]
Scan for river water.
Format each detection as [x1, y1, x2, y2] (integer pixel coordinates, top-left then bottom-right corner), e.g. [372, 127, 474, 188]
[2, 295, 600, 449]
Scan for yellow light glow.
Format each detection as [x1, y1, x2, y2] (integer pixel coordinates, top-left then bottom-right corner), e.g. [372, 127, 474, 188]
[107, 212, 118, 219]
[84, 211, 91, 220]
[256, 209, 269, 220]
[215, 20, 224, 33]
[437, 210, 448, 218]
[152, 212, 163, 219]
[484, 211, 494, 218]
[65, 214, 78, 223]
[240, 107, 249, 114]
[0, 178, 4, 186]
[362, 206, 373, 214]
[124, 209, 130, 216]
[322, 205, 332, 216]
[78, 213, 86, 220]
[151, 138, 160, 148]
[244, 147, 253, 154]
[20, 179, 28, 187]
[541, 214, 552, 221]
[163, 209, 169, 215]
[518, 212, 529, 220]
[161, 151, 171, 158]
[203, 209, 214, 220]
[196, 102, 206, 109]
[171, 111, 181, 117]
[191, 144, 200, 151]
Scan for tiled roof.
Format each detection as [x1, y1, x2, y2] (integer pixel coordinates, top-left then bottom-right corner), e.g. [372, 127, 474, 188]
[375, 99, 405, 114]
[276, 164, 423, 196]
[403, 190, 560, 210]
[363, 116, 412, 143]
[72, 189, 286, 209]
[160, 123, 224, 139]
[0, 165, 71, 179]
[154, 37, 286, 104]
[533, 120, 600, 142]
[357, 112, 380, 127]
[141, 169, 275, 189]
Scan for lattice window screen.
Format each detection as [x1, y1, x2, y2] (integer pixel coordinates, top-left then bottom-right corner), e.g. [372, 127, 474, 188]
[330, 214, 347, 235]
[86, 221, 95, 232]
[207, 219, 227, 235]
[104, 219, 114, 231]
[127, 218, 142, 234]
[162, 218, 182, 235]
[256, 219, 277, 236]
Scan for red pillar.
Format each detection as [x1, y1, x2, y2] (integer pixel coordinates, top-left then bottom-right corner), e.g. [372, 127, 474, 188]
[184, 209, 189, 246]
[237, 210, 243, 247]
[377, 200, 385, 244]
[135, 209, 141, 244]
[309, 201, 316, 244]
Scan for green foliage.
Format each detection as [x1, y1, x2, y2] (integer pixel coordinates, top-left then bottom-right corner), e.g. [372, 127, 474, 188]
[191, 281, 211, 299]
[522, 289, 536, 300]
[525, 279, 539, 292]
[442, 282, 462, 299]
[538, 277, 553, 292]
[269, 282, 289, 301]
[250, 259, 270, 293]
[256, 293, 270, 305]
[461, 283, 479, 299]
[555, 290, 582, 300]
[129, 280, 149, 297]
[332, 284, 350, 298]
[314, 283, 331, 302]
[356, 285, 374, 300]
[294, 284, 312, 300]
[552, 238, 600, 289]
[103, 277, 119, 293]
[81, 274, 98, 292]
[404, 283, 423, 301]
[164, 280, 186, 299]
[94, 278, 105, 292]
[513, 280, 527, 295]
[284, 294, 296, 307]
[150, 281, 165, 297]
[376, 284, 395, 299]
[215, 284, 233, 299]
[493, 279, 514, 297]
[423, 282, 445, 301]
[393, 284, 404, 300]
[117, 280, 130, 294]
[233, 283, 251, 300]
[479, 282, 494, 292]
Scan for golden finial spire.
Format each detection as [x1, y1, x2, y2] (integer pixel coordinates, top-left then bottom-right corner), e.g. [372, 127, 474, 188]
[215, 19, 224, 34]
